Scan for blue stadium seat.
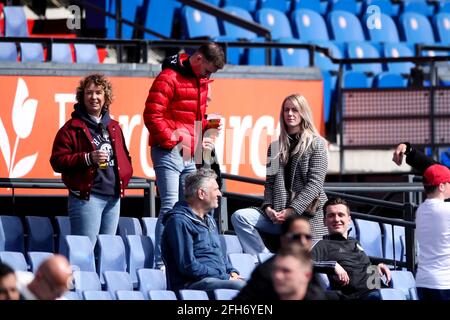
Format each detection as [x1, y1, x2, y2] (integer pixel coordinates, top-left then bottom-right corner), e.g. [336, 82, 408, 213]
[221, 6, 257, 40]
[0, 251, 28, 271]
[228, 253, 257, 280]
[54, 216, 71, 254]
[321, 70, 337, 124]
[223, 0, 258, 13]
[292, 9, 330, 42]
[390, 270, 418, 300]
[328, 10, 365, 42]
[65, 235, 96, 272]
[27, 252, 53, 273]
[82, 290, 113, 300]
[19, 43, 44, 62]
[106, 0, 142, 39]
[313, 41, 343, 72]
[214, 289, 240, 300]
[74, 44, 99, 63]
[142, 217, 157, 247]
[117, 217, 143, 240]
[258, 252, 274, 263]
[246, 37, 276, 66]
[72, 271, 102, 294]
[0, 215, 25, 253]
[363, 0, 397, 16]
[104, 271, 134, 299]
[379, 288, 407, 300]
[440, 1, 450, 13]
[433, 13, 450, 44]
[137, 268, 166, 299]
[348, 219, 358, 238]
[365, 13, 399, 43]
[399, 12, 436, 44]
[382, 223, 406, 262]
[316, 272, 330, 289]
[0, 43, 18, 61]
[383, 43, 415, 75]
[259, 0, 290, 13]
[51, 44, 73, 63]
[403, 0, 435, 17]
[148, 289, 177, 300]
[124, 235, 154, 287]
[291, 0, 323, 14]
[116, 290, 145, 300]
[276, 38, 310, 67]
[347, 41, 382, 74]
[353, 219, 383, 258]
[25, 216, 54, 252]
[178, 289, 209, 300]
[331, 0, 360, 16]
[374, 72, 407, 88]
[255, 8, 293, 39]
[63, 291, 80, 300]
[96, 235, 127, 284]
[343, 71, 371, 88]
[3, 6, 28, 37]
[181, 6, 221, 39]
[142, 0, 178, 40]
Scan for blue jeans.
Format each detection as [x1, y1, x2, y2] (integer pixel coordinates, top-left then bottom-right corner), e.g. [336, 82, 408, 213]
[231, 208, 281, 255]
[417, 287, 450, 300]
[187, 277, 246, 300]
[151, 145, 196, 267]
[68, 193, 120, 245]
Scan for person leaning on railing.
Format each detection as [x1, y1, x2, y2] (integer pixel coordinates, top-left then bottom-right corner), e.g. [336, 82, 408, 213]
[392, 142, 440, 174]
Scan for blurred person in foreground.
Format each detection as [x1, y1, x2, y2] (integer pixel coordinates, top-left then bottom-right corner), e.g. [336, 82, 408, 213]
[0, 263, 20, 300]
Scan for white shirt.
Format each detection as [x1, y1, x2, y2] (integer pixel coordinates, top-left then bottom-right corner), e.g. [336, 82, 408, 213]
[415, 198, 450, 289]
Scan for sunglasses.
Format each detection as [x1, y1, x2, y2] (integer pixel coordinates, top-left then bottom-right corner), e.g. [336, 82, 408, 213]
[287, 232, 312, 241]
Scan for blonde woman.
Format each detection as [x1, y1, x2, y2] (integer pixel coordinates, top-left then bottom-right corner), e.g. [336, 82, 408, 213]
[232, 94, 328, 255]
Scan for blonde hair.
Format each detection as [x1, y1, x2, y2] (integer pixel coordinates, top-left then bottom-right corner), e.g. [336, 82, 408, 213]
[278, 94, 320, 164]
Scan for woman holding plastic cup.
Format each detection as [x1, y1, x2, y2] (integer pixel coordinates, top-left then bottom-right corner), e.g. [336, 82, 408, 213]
[50, 74, 133, 245]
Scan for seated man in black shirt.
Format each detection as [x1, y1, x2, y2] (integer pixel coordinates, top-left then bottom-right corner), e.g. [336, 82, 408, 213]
[312, 197, 391, 300]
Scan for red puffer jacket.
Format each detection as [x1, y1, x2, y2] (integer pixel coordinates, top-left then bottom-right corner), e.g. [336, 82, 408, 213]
[143, 54, 209, 155]
[50, 117, 133, 200]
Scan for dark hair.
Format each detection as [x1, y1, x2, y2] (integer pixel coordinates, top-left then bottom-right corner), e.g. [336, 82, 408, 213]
[75, 74, 114, 113]
[323, 197, 350, 215]
[280, 215, 310, 236]
[424, 184, 438, 195]
[276, 242, 312, 266]
[0, 263, 15, 278]
[197, 42, 225, 70]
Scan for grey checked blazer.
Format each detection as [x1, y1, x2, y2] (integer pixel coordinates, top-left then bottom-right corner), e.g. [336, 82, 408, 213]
[259, 135, 329, 241]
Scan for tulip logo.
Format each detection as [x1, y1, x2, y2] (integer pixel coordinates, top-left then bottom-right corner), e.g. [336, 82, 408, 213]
[0, 78, 38, 177]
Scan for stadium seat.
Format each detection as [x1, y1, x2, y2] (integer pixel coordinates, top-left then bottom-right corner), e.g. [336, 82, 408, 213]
[440, 1, 450, 13]
[379, 288, 407, 300]
[322, 70, 337, 124]
[74, 44, 99, 63]
[399, 12, 436, 44]
[214, 288, 240, 300]
[390, 270, 418, 300]
[223, 0, 258, 13]
[148, 289, 177, 300]
[343, 71, 371, 88]
[142, 217, 157, 247]
[116, 290, 145, 300]
[65, 235, 96, 272]
[433, 13, 450, 44]
[228, 253, 258, 280]
[259, 0, 290, 13]
[383, 43, 415, 75]
[374, 72, 407, 88]
[124, 235, 154, 286]
[27, 252, 53, 273]
[258, 252, 274, 263]
[25, 216, 54, 252]
[0, 42, 18, 61]
[137, 268, 166, 299]
[382, 223, 406, 262]
[365, 13, 399, 43]
[54, 216, 71, 254]
[63, 291, 80, 300]
[0, 251, 28, 271]
[72, 270, 102, 294]
[142, 0, 178, 40]
[0, 215, 25, 253]
[3, 6, 28, 37]
[363, 0, 397, 16]
[330, 0, 360, 16]
[348, 219, 357, 238]
[353, 219, 383, 258]
[291, 0, 323, 14]
[316, 272, 331, 289]
[328, 10, 365, 42]
[255, 8, 293, 39]
[292, 9, 330, 42]
[51, 44, 73, 63]
[347, 41, 383, 74]
[105, 0, 142, 39]
[117, 217, 143, 240]
[82, 290, 113, 300]
[19, 43, 45, 62]
[181, 6, 221, 39]
[219, 234, 244, 257]
[402, 0, 435, 17]
[178, 289, 209, 300]
[104, 271, 134, 299]
[313, 41, 343, 72]
[221, 6, 257, 39]
[96, 235, 127, 284]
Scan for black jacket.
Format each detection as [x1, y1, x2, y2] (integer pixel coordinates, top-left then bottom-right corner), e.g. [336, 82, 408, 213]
[403, 142, 438, 174]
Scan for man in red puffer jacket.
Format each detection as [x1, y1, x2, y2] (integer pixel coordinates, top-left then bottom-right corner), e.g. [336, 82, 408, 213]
[143, 42, 225, 268]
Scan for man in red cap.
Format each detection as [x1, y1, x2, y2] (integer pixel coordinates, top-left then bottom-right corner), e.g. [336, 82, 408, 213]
[415, 164, 450, 300]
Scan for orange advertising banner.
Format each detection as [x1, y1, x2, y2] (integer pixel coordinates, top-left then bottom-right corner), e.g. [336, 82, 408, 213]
[0, 75, 323, 195]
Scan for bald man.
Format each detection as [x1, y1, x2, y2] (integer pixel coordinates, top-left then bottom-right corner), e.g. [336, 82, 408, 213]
[17, 254, 72, 300]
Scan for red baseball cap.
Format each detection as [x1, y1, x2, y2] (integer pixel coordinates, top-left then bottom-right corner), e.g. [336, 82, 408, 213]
[423, 164, 450, 186]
